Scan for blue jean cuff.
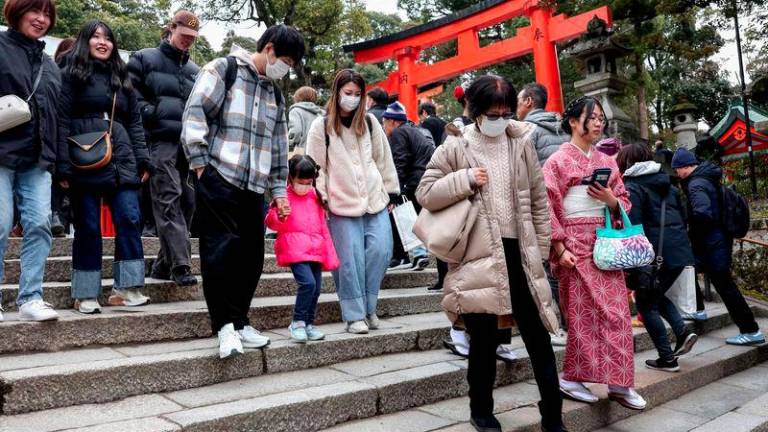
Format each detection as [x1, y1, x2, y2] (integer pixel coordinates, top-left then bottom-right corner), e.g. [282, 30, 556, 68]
[72, 269, 102, 299]
[114, 259, 145, 289]
[16, 293, 43, 307]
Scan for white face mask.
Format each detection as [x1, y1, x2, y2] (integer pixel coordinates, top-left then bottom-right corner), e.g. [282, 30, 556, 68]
[478, 116, 508, 138]
[293, 183, 312, 196]
[265, 51, 290, 80]
[339, 94, 361, 112]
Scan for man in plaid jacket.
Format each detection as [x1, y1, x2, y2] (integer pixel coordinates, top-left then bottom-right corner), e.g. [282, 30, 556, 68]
[181, 24, 305, 359]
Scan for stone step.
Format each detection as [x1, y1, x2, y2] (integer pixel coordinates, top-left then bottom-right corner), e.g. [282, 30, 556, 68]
[0, 312, 758, 432]
[0, 312, 451, 414]
[589, 362, 768, 432]
[0, 268, 437, 311]
[0, 288, 441, 355]
[4, 237, 278, 259]
[321, 320, 768, 432]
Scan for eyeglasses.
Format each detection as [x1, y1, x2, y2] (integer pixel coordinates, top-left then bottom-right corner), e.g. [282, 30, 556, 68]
[484, 112, 515, 121]
[588, 115, 606, 124]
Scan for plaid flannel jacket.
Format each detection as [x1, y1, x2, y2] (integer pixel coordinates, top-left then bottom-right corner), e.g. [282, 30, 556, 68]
[181, 47, 288, 197]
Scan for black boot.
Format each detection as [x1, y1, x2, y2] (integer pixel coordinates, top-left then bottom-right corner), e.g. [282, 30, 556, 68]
[470, 414, 501, 432]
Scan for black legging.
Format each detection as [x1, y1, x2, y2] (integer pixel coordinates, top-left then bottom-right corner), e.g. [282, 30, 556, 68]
[462, 238, 563, 431]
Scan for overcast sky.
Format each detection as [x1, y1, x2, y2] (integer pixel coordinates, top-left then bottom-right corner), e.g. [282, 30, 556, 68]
[197, 0, 755, 86]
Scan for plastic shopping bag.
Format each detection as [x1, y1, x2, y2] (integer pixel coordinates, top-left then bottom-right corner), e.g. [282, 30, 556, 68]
[392, 199, 424, 252]
[665, 266, 697, 315]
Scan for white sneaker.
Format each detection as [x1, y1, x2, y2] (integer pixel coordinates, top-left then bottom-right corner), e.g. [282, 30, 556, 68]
[218, 323, 244, 359]
[495, 345, 518, 362]
[238, 325, 270, 348]
[608, 386, 646, 410]
[19, 300, 59, 321]
[0, 307, 4, 321]
[74, 299, 102, 314]
[366, 313, 380, 330]
[108, 288, 149, 307]
[560, 379, 598, 403]
[347, 320, 369, 334]
[449, 328, 470, 356]
[550, 329, 567, 347]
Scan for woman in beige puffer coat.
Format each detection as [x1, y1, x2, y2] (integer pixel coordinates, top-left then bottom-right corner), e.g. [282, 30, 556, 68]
[416, 75, 564, 432]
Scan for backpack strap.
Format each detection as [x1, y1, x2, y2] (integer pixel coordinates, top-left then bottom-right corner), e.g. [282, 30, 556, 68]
[224, 56, 238, 92]
[365, 113, 373, 135]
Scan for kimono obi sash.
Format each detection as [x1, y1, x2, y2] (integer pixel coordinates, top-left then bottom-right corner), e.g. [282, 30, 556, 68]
[563, 185, 605, 219]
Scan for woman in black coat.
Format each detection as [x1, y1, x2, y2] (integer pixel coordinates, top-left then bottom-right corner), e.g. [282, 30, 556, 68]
[58, 20, 151, 314]
[617, 144, 697, 372]
[0, 0, 62, 322]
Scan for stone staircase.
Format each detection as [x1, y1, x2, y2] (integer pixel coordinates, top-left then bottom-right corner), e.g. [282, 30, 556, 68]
[0, 237, 766, 432]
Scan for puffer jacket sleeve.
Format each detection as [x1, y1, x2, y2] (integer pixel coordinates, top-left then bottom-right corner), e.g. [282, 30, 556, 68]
[127, 51, 156, 123]
[287, 107, 303, 150]
[388, 127, 410, 194]
[687, 177, 716, 224]
[523, 138, 551, 258]
[416, 137, 475, 212]
[126, 88, 150, 174]
[369, 114, 400, 195]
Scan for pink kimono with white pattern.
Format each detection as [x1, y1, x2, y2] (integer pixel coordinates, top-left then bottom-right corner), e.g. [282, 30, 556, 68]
[542, 143, 634, 387]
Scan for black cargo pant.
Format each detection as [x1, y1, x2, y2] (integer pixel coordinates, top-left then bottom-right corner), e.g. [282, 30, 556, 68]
[196, 166, 265, 333]
[462, 239, 563, 431]
[150, 141, 195, 276]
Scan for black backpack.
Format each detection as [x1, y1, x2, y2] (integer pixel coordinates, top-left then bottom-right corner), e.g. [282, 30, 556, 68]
[720, 184, 750, 239]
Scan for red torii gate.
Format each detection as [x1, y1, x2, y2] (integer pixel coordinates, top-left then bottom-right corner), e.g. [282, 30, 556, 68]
[344, 0, 612, 122]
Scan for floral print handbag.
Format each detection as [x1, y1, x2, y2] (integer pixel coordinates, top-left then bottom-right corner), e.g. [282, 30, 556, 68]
[593, 205, 655, 271]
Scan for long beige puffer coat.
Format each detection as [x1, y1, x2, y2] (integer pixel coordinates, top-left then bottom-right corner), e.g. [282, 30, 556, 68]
[415, 121, 559, 333]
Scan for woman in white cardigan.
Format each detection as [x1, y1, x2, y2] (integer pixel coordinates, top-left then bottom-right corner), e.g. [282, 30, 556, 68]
[305, 69, 400, 334]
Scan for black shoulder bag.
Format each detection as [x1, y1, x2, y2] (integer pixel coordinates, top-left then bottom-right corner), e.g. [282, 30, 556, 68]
[67, 93, 116, 170]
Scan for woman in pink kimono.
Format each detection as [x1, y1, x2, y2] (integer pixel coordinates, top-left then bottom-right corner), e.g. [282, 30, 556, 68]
[542, 96, 646, 411]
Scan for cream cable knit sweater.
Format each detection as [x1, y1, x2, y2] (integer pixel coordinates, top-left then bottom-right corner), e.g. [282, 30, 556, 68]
[465, 125, 518, 239]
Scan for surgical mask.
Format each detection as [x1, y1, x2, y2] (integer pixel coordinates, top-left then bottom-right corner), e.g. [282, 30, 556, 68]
[478, 116, 508, 138]
[265, 52, 290, 80]
[293, 183, 312, 196]
[339, 94, 361, 112]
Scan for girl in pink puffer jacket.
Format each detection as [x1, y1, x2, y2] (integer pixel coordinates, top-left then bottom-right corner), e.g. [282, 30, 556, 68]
[265, 155, 340, 343]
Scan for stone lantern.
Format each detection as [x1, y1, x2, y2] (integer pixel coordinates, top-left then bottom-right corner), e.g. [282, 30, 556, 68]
[670, 101, 699, 150]
[564, 16, 640, 144]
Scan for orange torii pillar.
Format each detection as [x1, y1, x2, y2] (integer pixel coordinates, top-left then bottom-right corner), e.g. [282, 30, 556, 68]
[345, 0, 612, 121]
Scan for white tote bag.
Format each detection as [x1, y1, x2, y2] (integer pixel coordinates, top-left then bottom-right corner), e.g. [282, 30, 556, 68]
[665, 266, 697, 315]
[392, 199, 424, 252]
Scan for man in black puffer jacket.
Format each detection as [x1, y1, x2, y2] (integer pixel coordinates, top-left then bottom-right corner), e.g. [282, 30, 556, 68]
[672, 148, 764, 346]
[128, 10, 200, 286]
[381, 102, 434, 271]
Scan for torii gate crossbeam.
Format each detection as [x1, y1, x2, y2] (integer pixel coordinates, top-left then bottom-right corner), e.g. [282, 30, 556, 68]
[344, 0, 612, 122]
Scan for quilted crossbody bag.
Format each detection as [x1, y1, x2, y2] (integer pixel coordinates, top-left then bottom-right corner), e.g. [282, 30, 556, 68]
[67, 93, 116, 170]
[593, 205, 655, 271]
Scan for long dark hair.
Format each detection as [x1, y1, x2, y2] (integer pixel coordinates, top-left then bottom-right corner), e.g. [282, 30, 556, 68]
[64, 20, 131, 90]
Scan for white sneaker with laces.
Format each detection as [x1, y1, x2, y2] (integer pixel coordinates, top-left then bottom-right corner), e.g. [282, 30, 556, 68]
[108, 288, 149, 307]
[218, 323, 244, 359]
[19, 300, 59, 321]
[238, 325, 270, 348]
[608, 385, 646, 410]
[74, 299, 102, 314]
[495, 345, 518, 362]
[560, 378, 598, 403]
[450, 328, 470, 356]
[366, 313, 380, 330]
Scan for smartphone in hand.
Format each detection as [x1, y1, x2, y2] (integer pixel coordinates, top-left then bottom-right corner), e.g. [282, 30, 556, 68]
[581, 168, 612, 188]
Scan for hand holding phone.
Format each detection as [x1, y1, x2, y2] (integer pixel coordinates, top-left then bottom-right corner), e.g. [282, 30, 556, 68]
[581, 168, 611, 188]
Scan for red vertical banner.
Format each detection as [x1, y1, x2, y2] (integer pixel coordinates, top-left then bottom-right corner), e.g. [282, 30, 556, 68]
[101, 202, 115, 237]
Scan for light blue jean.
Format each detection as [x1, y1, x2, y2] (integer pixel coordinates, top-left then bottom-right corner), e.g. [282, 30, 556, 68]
[0, 165, 52, 306]
[329, 209, 393, 322]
